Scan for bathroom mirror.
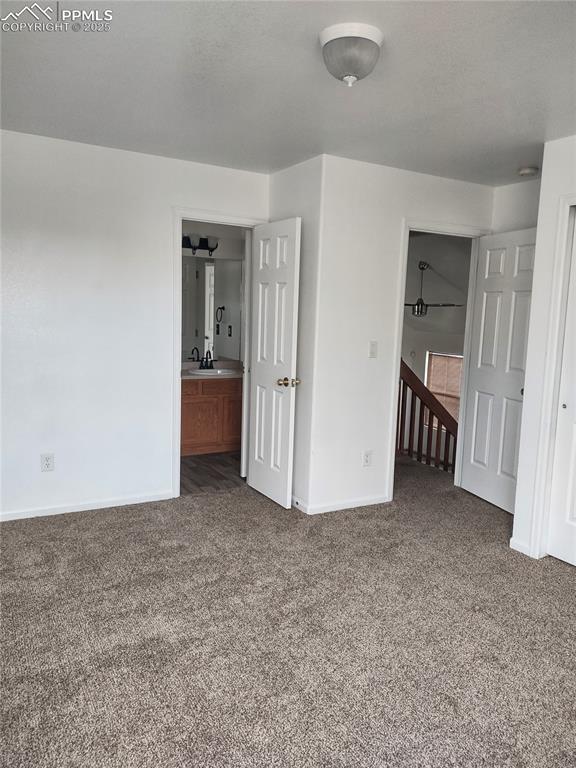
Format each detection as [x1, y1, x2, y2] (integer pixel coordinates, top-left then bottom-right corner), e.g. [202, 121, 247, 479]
[182, 254, 243, 362]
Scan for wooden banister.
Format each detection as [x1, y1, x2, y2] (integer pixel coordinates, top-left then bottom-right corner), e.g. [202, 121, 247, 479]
[397, 359, 458, 472]
[399, 361, 458, 435]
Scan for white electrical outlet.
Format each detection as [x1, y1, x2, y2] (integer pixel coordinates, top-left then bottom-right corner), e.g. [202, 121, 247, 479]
[362, 450, 373, 467]
[40, 453, 55, 472]
[369, 341, 378, 358]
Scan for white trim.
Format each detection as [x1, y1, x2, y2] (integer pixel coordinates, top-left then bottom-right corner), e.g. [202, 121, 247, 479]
[171, 207, 266, 498]
[0, 491, 175, 522]
[454, 237, 480, 486]
[387, 219, 490, 501]
[293, 493, 392, 515]
[520, 195, 576, 558]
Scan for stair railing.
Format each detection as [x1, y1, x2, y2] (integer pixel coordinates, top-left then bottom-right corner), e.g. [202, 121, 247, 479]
[397, 359, 458, 472]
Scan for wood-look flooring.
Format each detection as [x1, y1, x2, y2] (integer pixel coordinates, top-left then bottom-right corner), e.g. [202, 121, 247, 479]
[180, 452, 244, 496]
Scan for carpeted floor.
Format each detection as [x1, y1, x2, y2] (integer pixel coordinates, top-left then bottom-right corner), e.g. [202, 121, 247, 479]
[1, 459, 575, 768]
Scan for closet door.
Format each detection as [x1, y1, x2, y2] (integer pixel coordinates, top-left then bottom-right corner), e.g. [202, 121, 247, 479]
[548, 222, 576, 565]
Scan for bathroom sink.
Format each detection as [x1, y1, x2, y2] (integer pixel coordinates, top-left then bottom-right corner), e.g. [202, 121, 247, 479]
[185, 369, 240, 377]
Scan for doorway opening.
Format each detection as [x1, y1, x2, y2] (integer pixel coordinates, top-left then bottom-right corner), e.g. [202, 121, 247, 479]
[395, 225, 538, 516]
[173, 211, 302, 509]
[396, 230, 473, 479]
[180, 219, 250, 496]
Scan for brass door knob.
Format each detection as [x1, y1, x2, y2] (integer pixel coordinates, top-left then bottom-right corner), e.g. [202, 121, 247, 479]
[291, 378, 301, 387]
[276, 377, 290, 387]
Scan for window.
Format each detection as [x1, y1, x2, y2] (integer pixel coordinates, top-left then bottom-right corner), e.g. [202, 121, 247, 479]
[425, 352, 463, 422]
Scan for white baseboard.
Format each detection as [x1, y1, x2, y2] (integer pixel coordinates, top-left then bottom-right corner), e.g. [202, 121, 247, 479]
[292, 493, 392, 516]
[0, 490, 177, 522]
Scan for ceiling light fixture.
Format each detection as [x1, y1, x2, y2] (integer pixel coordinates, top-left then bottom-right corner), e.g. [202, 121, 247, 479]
[517, 166, 539, 178]
[319, 23, 383, 87]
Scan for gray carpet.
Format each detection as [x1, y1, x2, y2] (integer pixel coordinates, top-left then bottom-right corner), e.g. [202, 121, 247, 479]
[1, 459, 575, 768]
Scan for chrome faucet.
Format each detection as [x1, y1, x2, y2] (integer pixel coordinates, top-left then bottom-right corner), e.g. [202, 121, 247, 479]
[206, 350, 214, 369]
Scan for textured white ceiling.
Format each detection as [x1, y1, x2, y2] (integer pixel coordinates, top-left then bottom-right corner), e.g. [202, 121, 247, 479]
[2, 1, 575, 184]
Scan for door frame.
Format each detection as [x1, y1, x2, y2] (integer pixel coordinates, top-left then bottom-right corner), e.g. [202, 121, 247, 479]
[511, 195, 576, 558]
[389, 218, 490, 498]
[171, 207, 266, 497]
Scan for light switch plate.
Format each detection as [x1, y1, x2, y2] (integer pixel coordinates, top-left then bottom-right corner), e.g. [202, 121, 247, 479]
[369, 340, 378, 358]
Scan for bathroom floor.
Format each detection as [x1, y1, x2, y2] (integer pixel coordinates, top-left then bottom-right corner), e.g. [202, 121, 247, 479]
[180, 452, 244, 496]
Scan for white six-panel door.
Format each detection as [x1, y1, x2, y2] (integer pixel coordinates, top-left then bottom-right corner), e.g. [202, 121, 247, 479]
[247, 218, 301, 508]
[548, 222, 576, 565]
[461, 229, 536, 512]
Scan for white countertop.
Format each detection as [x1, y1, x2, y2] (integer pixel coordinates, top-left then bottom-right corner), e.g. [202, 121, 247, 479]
[181, 370, 242, 379]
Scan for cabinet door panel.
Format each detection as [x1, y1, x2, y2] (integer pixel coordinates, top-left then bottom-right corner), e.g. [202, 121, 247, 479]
[222, 395, 243, 442]
[182, 397, 221, 447]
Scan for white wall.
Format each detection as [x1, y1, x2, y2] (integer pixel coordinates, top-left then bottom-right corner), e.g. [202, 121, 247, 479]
[300, 155, 494, 513]
[269, 156, 324, 508]
[1, 130, 268, 517]
[512, 134, 576, 555]
[491, 178, 541, 233]
[402, 327, 465, 382]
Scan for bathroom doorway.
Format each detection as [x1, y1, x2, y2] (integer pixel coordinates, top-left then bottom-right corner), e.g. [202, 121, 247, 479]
[174, 209, 301, 508]
[180, 219, 249, 496]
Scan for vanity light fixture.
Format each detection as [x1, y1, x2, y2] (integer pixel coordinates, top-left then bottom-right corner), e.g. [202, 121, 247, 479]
[182, 234, 219, 256]
[319, 23, 384, 87]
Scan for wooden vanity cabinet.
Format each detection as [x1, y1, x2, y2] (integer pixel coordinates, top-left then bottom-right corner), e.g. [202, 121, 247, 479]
[181, 378, 242, 456]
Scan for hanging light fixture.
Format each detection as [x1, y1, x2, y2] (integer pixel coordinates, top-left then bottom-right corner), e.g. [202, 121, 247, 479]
[319, 23, 384, 87]
[404, 261, 464, 317]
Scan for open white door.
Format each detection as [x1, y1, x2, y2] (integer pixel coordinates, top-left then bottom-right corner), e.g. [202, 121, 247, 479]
[548, 220, 576, 565]
[247, 218, 301, 508]
[461, 228, 536, 512]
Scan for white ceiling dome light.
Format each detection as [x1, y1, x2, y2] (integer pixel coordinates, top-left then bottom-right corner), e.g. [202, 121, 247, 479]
[319, 23, 384, 87]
